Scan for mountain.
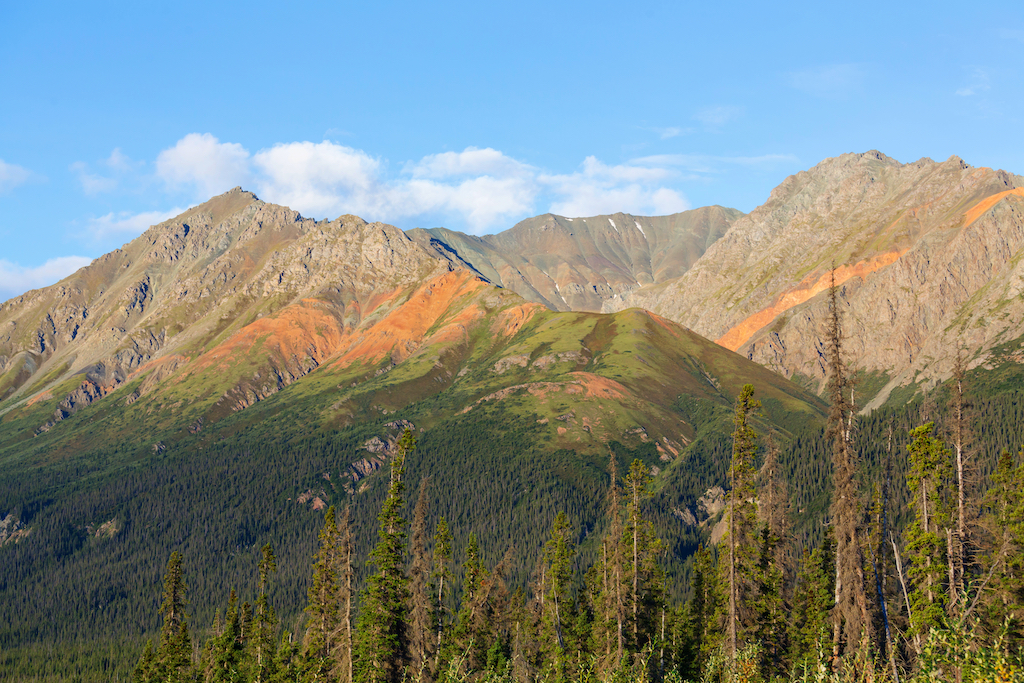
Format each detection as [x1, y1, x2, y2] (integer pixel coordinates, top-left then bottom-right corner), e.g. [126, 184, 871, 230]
[600, 151, 1024, 407]
[408, 206, 740, 313]
[0, 189, 823, 677]
[6, 149, 1024, 678]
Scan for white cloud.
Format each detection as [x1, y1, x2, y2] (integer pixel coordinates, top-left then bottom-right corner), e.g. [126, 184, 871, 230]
[84, 208, 186, 240]
[787, 64, 865, 100]
[656, 127, 686, 139]
[693, 105, 743, 128]
[407, 147, 532, 179]
[252, 141, 381, 218]
[105, 148, 134, 172]
[0, 159, 35, 193]
[71, 161, 118, 195]
[542, 157, 689, 218]
[0, 256, 94, 300]
[150, 134, 708, 231]
[70, 148, 144, 195]
[956, 68, 990, 97]
[156, 133, 251, 198]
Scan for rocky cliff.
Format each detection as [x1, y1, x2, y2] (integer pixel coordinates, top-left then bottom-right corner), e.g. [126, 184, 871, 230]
[409, 206, 740, 312]
[604, 151, 1024, 406]
[0, 188, 453, 424]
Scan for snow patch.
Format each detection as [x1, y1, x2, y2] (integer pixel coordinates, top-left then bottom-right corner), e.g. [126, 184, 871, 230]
[608, 218, 618, 233]
[565, 218, 573, 222]
[634, 221, 646, 238]
[554, 282, 567, 303]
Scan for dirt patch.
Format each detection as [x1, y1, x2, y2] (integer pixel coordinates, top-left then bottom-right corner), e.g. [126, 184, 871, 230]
[716, 250, 908, 351]
[964, 187, 1024, 227]
[493, 355, 530, 374]
[193, 300, 346, 373]
[331, 270, 487, 368]
[567, 372, 631, 400]
[491, 303, 543, 338]
[26, 390, 52, 406]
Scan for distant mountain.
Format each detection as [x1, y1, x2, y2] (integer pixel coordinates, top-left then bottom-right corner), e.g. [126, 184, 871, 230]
[603, 151, 1024, 407]
[0, 189, 820, 673]
[408, 206, 740, 313]
[4, 151, 1024, 678]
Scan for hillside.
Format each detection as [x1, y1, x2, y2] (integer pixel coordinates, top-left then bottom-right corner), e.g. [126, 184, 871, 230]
[0, 190, 824, 678]
[408, 206, 740, 313]
[600, 152, 1024, 407]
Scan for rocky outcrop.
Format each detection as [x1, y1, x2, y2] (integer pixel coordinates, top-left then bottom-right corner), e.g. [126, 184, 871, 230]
[409, 206, 740, 312]
[0, 188, 452, 425]
[606, 152, 1024, 405]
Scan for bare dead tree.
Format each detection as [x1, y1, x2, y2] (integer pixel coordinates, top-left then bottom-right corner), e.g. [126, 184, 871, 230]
[825, 267, 871, 658]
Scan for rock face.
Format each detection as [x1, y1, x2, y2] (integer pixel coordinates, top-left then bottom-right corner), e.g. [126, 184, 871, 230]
[409, 206, 740, 312]
[5, 150, 1024, 420]
[0, 188, 452, 423]
[606, 151, 1024, 406]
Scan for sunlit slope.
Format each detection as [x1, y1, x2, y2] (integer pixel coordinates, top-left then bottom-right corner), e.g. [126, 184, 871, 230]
[0, 259, 822, 463]
[609, 151, 1024, 407]
[409, 205, 740, 313]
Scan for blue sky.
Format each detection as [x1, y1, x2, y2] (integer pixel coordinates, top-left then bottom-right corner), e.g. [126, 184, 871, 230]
[1, 0, 1022, 299]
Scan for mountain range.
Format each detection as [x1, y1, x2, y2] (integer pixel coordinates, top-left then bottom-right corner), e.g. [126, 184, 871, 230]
[3, 150, 1024, 678]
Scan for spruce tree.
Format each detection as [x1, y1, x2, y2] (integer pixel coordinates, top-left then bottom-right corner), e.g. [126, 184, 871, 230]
[977, 449, 1024, 648]
[905, 423, 953, 640]
[590, 453, 627, 676]
[682, 544, 722, 679]
[155, 551, 193, 683]
[755, 431, 790, 677]
[789, 535, 835, 667]
[337, 506, 355, 683]
[354, 428, 414, 683]
[252, 543, 279, 683]
[541, 512, 575, 679]
[431, 516, 453, 663]
[408, 480, 434, 675]
[946, 349, 975, 620]
[209, 589, 246, 682]
[304, 506, 341, 681]
[727, 384, 760, 659]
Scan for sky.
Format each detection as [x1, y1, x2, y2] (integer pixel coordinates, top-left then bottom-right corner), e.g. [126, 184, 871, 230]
[1, 0, 1022, 300]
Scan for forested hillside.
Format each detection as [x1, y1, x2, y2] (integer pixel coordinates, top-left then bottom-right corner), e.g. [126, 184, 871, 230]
[5, 299, 1024, 680]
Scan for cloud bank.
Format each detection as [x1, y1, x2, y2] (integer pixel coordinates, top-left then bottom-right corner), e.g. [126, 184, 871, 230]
[0, 160, 35, 193]
[0, 256, 93, 301]
[152, 135, 702, 233]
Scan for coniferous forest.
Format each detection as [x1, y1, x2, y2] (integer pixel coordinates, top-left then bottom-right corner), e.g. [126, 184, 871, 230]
[7, 287, 1024, 683]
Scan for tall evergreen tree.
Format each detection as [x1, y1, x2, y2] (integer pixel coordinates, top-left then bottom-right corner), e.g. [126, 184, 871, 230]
[337, 506, 355, 683]
[155, 551, 193, 683]
[727, 384, 760, 659]
[946, 349, 975, 620]
[682, 544, 723, 679]
[590, 453, 627, 676]
[208, 589, 246, 683]
[755, 431, 791, 678]
[624, 458, 665, 652]
[977, 449, 1024, 648]
[408, 479, 434, 676]
[251, 543, 279, 683]
[788, 535, 835, 667]
[541, 512, 575, 679]
[304, 506, 341, 681]
[354, 429, 414, 683]
[905, 423, 953, 640]
[431, 516, 453, 665]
